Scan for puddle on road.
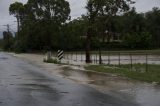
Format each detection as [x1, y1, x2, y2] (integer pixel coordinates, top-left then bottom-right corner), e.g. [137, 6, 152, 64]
[17, 83, 61, 101]
[0, 57, 8, 60]
[60, 66, 160, 106]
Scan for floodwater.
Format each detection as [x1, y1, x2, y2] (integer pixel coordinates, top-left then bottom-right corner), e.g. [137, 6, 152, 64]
[60, 66, 160, 106]
[63, 54, 160, 65]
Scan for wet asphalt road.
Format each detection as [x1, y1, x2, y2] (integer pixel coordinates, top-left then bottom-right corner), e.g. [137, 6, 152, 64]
[0, 52, 139, 106]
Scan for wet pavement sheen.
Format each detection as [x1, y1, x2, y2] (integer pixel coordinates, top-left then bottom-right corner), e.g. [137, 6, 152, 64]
[59, 66, 160, 106]
[0, 52, 152, 106]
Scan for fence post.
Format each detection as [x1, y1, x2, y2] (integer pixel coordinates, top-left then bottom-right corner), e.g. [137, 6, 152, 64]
[99, 49, 102, 64]
[96, 53, 97, 64]
[76, 52, 77, 61]
[45, 51, 52, 61]
[66, 53, 67, 59]
[146, 54, 148, 72]
[130, 53, 133, 70]
[81, 52, 82, 62]
[108, 52, 110, 65]
[119, 53, 121, 66]
[71, 53, 73, 60]
[90, 52, 91, 63]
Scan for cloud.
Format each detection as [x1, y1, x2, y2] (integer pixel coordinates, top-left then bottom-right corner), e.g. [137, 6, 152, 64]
[134, 0, 160, 12]
[67, 0, 86, 19]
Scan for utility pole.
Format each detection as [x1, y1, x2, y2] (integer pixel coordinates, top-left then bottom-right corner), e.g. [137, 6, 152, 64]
[3, 24, 11, 50]
[3, 24, 10, 33]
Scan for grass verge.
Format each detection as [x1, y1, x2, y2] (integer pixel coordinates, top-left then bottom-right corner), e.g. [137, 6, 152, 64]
[85, 64, 160, 84]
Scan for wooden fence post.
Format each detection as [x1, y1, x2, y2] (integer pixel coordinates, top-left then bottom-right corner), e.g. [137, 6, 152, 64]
[130, 53, 133, 70]
[76, 52, 77, 61]
[119, 53, 121, 66]
[146, 54, 148, 72]
[108, 52, 110, 65]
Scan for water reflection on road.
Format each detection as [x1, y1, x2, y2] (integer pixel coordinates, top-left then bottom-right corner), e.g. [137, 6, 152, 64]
[60, 66, 160, 106]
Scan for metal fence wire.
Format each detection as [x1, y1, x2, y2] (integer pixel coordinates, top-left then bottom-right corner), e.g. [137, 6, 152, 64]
[52, 51, 160, 72]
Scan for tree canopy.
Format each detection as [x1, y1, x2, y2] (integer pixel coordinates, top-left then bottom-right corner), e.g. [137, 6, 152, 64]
[3, 0, 160, 52]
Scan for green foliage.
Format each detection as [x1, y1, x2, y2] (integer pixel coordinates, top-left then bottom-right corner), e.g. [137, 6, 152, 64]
[27, 0, 70, 23]
[85, 0, 134, 52]
[145, 7, 160, 47]
[123, 32, 152, 49]
[61, 17, 88, 50]
[9, 0, 70, 52]
[9, 2, 25, 16]
[2, 31, 14, 51]
[8, 1, 160, 52]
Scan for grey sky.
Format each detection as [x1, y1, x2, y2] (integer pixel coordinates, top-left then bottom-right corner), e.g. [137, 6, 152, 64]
[0, 0, 160, 34]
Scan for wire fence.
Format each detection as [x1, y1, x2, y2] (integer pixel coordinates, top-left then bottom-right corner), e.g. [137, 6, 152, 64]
[57, 51, 160, 72]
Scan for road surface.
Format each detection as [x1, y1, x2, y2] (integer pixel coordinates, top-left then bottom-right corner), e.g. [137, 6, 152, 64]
[0, 52, 138, 106]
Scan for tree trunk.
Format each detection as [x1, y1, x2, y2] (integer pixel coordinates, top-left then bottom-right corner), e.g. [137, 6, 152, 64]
[86, 28, 91, 63]
[99, 48, 102, 64]
[17, 16, 20, 37]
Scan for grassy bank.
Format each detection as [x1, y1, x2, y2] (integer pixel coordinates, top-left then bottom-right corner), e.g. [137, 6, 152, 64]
[85, 64, 160, 83]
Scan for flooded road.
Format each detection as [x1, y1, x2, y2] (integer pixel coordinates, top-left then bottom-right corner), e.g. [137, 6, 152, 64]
[60, 66, 160, 106]
[0, 52, 139, 106]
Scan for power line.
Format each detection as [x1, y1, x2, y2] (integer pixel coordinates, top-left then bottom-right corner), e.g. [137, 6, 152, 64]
[9, 28, 16, 33]
[3, 24, 10, 33]
[1, 23, 17, 32]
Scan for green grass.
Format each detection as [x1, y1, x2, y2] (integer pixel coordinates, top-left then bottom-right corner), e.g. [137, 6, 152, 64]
[85, 64, 160, 83]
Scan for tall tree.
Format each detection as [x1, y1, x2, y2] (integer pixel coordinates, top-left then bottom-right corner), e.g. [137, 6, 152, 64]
[27, 0, 70, 23]
[26, 0, 71, 49]
[9, 0, 70, 52]
[9, 2, 25, 35]
[85, 0, 134, 63]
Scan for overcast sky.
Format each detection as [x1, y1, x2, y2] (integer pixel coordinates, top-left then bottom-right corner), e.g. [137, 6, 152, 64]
[0, 0, 160, 34]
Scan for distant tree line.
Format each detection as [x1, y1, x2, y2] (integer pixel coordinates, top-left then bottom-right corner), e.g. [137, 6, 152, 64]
[1, 0, 160, 52]
[66, 7, 160, 51]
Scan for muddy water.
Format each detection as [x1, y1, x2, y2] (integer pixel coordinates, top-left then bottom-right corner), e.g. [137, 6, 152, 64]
[60, 66, 160, 106]
[64, 54, 160, 65]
